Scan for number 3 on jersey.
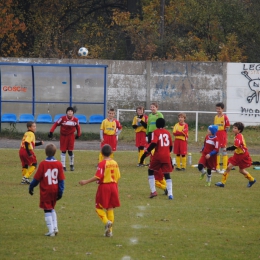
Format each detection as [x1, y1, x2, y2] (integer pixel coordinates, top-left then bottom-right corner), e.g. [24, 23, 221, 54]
[159, 133, 170, 146]
[45, 168, 58, 185]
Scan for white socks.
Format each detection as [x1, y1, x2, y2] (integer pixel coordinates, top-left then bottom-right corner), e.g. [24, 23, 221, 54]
[148, 175, 156, 193]
[51, 209, 58, 231]
[61, 153, 66, 167]
[69, 154, 74, 166]
[166, 179, 173, 196]
[45, 212, 54, 234]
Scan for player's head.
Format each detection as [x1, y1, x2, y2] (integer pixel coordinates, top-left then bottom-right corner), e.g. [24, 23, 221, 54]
[233, 122, 244, 133]
[66, 106, 74, 118]
[101, 144, 112, 157]
[66, 106, 74, 113]
[178, 113, 186, 121]
[136, 106, 145, 115]
[27, 121, 36, 132]
[208, 125, 218, 136]
[45, 143, 57, 157]
[150, 102, 158, 114]
[156, 118, 165, 128]
[108, 108, 115, 119]
[216, 102, 224, 109]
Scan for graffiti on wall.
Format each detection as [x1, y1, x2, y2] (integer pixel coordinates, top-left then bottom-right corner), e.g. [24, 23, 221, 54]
[153, 62, 201, 100]
[241, 71, 260, 103]
[227, 63, 260, 124]
[241, 107, 260, 117]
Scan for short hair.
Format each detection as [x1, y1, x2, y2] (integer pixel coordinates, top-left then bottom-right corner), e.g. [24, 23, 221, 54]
[101, 144, 112, 157]
[136, 106, 145, 113]
[216, 102, 224, 109]
[178, 113, 186, 119]
[108, 108, 115, 112]
[156, 118, 165, 128]
[66, 106, 75, 113]
[27, 121, 35, 128]
[45, 143, 57, 157]
[233, 122, 244, 133]
[150, 102, 158, 108]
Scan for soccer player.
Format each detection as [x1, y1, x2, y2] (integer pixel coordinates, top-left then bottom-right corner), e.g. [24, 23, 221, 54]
[198, 125, 219, 187]
[99, 108, 122, 162]
[214, 102, 230, 173]
[140, 118, 173, 200]
[146, 102, 164, 144]
[19, 121, 43, 184]
[132, 106, 148, 166]
[172, 113, 189, 171]
[79, 144, 120, 237]
[29, 143, 65, 236]
[48, 106, 81, 171]
[215, 122, 256, 188]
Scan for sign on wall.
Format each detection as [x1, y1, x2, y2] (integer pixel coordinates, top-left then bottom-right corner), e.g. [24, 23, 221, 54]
[227, 63, 260, 126]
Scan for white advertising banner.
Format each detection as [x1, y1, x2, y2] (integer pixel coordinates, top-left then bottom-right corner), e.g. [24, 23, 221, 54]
[227, 63, 260, 126]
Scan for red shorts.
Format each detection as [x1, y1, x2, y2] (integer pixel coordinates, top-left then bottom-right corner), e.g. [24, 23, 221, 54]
[19, 148, 37, 167]
[150, 157, 173, 173]
[101, 135, 117, 151]
[154, 168, 164, 181]
[39, 193, 57, 210]
[60, 134, 75, 151]
[199, 153, 217, 170]
[228, 152, 252, 169]
[96, 183, 120, 209]
[216, 130, 227, 148]
[135, 132, 147, 148]
[173, 139, 187, 155]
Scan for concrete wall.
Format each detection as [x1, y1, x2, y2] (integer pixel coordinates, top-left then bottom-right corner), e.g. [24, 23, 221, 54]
[0, 58, 226, 127]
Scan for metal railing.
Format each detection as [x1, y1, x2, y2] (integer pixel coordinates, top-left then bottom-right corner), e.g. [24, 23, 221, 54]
[117, 109, 257, 142]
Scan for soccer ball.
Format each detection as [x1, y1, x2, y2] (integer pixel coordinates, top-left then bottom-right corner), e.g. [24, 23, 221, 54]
[78, 47, 88, 57]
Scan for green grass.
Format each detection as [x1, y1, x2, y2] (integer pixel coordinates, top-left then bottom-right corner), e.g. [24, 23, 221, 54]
[0, 149, 259, 260]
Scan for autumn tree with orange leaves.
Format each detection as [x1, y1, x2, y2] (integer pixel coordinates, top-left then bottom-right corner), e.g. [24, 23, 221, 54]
[0, 0, 26, 57]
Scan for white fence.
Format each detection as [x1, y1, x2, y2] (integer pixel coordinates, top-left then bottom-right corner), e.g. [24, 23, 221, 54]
[117, 109, 258, 142]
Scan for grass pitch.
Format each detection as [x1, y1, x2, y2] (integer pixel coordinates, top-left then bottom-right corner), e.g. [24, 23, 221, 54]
[0, 148, 259, 260]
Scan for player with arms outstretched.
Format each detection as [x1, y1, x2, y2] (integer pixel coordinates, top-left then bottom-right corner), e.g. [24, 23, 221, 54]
[79, 144, 120, 237]
[215, 122, 256, 188]
[48, 106, 81, 171]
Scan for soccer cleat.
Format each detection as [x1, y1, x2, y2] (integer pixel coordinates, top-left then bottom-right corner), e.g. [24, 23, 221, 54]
[175, 168, 182, 171]
[247, 179, 256, 188]
[164, 188, 168, 195]
[21, 177, 30, 185]
[54, 228, 59, 236]
[106, 231, 113, 237]
[181, 168, 186, 171]
[70, 165, 74, 171]
[149, 191, 158, 198]
[205, 182, 211, 187]
[168, 195, 173, 200]
[215, 182, 225, 187]
[45, 231, 55, 237]
[104, 220, 113, 237]
[137, 163, 145, 167]
[63, 167, 66, 171]
[199, 174, 205, 180]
